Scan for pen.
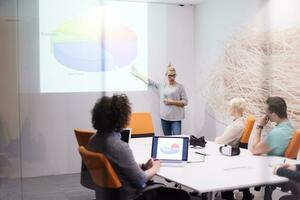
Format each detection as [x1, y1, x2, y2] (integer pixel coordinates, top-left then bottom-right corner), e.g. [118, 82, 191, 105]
[195, 152, 207, 156]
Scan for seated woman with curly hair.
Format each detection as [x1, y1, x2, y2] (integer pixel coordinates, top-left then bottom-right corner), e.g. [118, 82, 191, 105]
[88, 94, 190, 200]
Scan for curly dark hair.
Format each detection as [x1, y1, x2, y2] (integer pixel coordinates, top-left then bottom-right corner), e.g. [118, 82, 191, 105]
[91, 94, 131, 133]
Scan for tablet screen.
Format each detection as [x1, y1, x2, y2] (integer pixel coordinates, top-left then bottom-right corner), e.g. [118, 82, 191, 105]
[151, 136, 189, 161]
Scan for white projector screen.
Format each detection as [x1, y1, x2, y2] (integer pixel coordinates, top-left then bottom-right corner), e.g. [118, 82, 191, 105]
[39, 0, 148, 93]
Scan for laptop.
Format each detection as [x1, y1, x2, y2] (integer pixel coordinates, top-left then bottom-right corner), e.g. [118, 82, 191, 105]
[120, 128, 131, 143]
[151, 136, 189, 166]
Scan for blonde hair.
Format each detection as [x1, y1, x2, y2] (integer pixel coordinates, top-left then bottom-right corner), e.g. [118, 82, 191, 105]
[229, 98, 247, 114]
[166, 63, 176, 75]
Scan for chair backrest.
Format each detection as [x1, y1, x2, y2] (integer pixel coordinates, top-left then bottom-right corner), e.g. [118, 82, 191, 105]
[127, 112, 154, 138]
[239, 115, 255, 148]
[79, 146, 122, 189]
[284, 130, 300, 159]
[74, 128, 96, 147]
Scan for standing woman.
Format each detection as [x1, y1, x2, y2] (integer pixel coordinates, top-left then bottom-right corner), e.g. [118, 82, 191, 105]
[131, 64, 188, 136]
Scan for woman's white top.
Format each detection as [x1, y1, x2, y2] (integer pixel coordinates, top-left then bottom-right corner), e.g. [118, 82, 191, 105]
[214, 117, 245, 147]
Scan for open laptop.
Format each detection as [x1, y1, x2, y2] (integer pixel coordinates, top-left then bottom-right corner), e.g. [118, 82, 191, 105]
[120, 128, 131, 143]
[151, 136, 189, 166]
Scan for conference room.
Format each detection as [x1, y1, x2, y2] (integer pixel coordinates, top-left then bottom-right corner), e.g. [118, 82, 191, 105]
[1, 0, 300, 199]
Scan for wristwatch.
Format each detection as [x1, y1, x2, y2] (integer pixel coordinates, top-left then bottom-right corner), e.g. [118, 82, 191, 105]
[256, 124, 264, 129]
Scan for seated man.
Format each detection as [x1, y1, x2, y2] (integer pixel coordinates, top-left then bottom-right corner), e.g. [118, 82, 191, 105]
[250, 96, 295, 156]
[274, 163, 300, 200]
[250, 96, 295, 200]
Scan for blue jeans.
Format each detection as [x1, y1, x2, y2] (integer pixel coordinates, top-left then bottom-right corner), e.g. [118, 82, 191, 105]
[161, 119, 181, 136]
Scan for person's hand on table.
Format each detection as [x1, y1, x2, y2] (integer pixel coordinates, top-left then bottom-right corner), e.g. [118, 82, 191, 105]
[152, 159, 161, 172]
[143, 158, 154, 170]
[273, 163, 296, 174]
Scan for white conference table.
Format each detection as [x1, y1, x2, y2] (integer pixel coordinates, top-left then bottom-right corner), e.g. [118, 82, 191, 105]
[130, 137, 300, 198]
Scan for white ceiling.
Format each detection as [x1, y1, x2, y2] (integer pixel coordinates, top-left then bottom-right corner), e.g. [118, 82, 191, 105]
[117, 0, 204, 5]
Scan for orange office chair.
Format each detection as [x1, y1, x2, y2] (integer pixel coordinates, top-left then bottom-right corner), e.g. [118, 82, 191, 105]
[79, 146, 126, 200]
[74, 129, 96, 190]
[127, 112, 155, 138]
[74, 128, 96, 147]
[239, 115, 255, 149]
[284, 130, 300, 159]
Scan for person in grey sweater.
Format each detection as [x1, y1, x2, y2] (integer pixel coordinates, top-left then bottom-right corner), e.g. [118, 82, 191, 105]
[88, 94, 190, 200]
[274, 163, 300, 200]
[131, 64, 188, 136]
[88, 94, 160, 200]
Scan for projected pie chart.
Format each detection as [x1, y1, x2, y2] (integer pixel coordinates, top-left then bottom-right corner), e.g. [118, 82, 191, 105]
[160, 143, 180, 154]
[51, 20, 137, 72]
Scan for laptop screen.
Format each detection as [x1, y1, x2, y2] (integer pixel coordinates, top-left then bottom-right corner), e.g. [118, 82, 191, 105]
[151, 136, 189, 161]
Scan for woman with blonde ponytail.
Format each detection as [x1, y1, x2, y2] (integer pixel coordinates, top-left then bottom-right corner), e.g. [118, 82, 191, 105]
[131, 63, 188, 135]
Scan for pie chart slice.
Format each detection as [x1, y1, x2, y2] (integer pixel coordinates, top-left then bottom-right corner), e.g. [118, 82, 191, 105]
[160, 143, 180, 154]
[51, 20, 137, 72]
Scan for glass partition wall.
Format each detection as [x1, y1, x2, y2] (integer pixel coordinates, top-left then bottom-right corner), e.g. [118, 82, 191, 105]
[0, 0, 22, 199]
[1, 0, 299, 200]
